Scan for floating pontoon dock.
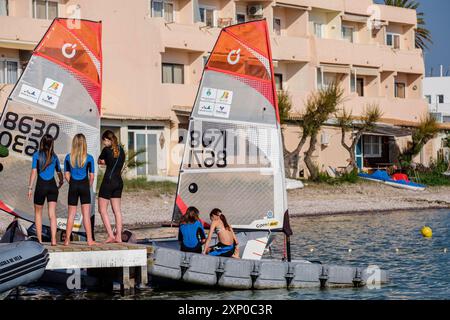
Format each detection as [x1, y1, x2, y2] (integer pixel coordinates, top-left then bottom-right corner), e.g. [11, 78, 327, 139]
[43, 242, 150, 293]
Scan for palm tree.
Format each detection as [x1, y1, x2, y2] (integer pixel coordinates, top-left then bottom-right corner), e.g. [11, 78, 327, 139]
[384, 0, 432, 50]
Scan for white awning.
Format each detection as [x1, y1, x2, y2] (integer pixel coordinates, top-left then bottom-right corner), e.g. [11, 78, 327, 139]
[321, 64, 350, 74]
[273, 2, 310, 11]
[354, 67, 379, 77]
[341, 13, 369, 24]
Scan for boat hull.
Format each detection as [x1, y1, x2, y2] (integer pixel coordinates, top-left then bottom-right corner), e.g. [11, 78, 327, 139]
[359, 174, 426, 191]
[0, 241, 49, 294]
[148, 246, 389, 290]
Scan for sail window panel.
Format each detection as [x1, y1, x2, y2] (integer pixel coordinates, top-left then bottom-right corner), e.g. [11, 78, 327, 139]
[0, 0, 8, 16]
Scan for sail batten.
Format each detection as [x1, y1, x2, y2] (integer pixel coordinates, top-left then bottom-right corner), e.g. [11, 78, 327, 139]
[172, 20, 288, 232]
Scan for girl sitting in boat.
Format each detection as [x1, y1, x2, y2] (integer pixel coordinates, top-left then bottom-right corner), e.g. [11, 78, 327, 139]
[28, 134, 63, 245]
[178, 206, 206, 253]
[63, 134, 96, 246]
[203, 209, 239, 258]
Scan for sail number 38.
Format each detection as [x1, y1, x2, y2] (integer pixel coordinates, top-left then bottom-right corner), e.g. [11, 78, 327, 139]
[0, 111, 60, 156]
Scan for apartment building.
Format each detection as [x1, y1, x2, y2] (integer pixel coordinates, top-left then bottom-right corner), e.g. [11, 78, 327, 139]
[424, 74, 450, 123]
[0, 0, 438, 178]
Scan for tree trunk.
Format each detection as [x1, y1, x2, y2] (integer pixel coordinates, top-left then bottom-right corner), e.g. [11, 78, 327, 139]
[304, 133, 319, 180]
[284, 134, 308, 179]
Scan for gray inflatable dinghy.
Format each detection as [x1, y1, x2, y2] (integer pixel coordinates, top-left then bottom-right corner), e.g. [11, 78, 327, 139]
[149, 246, 389, 290]
[0, 240, 49, 295]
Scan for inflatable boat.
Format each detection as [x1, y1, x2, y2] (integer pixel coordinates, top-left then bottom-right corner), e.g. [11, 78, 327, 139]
[359, 170, 426, 191]
[148, 246, 389, 289]
[0, 241, 49, 295]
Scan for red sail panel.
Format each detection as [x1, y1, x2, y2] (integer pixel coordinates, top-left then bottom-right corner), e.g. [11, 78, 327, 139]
[35, 19, 102, 87]
[205, 20, 279, 122]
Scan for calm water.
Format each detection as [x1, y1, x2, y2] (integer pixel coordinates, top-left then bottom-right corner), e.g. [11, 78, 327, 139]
[7, 209, 449, 300]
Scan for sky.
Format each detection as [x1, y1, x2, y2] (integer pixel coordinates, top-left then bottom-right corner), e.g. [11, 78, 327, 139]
[375, 0, 450, 77]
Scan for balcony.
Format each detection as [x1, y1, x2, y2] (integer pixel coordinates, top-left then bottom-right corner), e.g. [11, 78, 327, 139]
[271, 35, 310, 63]
[315, 38, 424, 74]
[0, 16, 51, 50]
[344, 96, 428, 122]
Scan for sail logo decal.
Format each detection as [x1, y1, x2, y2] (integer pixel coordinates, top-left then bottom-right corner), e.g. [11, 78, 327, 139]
[198, 87, 233, 119]
[38, 92, 59, 109]
[43, 78, 64, 97]
[18, 84, 41, 104]
[227, 49, 240, 65]
[62, 43, 77, 59]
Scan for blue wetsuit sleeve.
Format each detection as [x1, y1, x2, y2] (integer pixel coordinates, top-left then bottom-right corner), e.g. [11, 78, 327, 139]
[64, 155, 71, 173]
[89, 155, 95, 174]
[55, 156, 61, 173]
[32, 153, 38, 169]
[198, 223, 206, 240]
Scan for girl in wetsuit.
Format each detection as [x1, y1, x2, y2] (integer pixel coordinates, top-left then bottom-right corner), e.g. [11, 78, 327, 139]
[203, 208, 239, 257]
[178, 207, 206, 253]
[64, 134, 96, 246]
[97, 130, 125, 243]
[28, 134, 63, 245]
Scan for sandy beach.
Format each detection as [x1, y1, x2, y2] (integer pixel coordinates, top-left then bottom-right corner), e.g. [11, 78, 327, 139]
[1, 181, 450, 234]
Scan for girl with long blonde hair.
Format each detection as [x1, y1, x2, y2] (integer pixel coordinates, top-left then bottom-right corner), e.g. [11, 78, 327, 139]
[64, 133, 96, 246]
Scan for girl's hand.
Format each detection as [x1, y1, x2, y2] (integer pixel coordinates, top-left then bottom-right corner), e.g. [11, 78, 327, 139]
[27, 189, 32, 201]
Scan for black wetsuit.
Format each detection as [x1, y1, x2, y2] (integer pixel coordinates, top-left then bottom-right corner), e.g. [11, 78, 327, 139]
[98, 146, 125, 199]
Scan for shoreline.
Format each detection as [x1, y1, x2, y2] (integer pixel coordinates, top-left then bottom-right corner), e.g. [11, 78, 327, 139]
[1, 181, 450, 234]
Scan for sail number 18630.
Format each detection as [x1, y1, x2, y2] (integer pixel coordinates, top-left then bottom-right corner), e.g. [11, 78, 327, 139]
[0, 111, 60, 156]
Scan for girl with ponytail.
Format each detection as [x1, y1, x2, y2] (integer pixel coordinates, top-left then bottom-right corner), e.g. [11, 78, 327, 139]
[203, 208, 239, 258]
[28, 134, 63, 245]
[98, 130, 125, 243]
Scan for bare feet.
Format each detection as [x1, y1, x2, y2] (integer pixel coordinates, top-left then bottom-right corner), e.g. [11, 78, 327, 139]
[51, 242, 57, 246]
[104, 237, 115, 244]
[87, 241, 97, 246]
[63, 241, 70, 246]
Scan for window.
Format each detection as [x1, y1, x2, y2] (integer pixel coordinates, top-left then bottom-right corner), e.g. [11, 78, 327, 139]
[0, 60, 19, 84]
[341, 26, 354, 43]
[356, 78, 364, 97]
[395, 82, 406, 98]
[151, 0, 174, 23]
[386, 33, 400, 49]
[162, 63, 184, 84]
[438, 95, 444, 104]
[0, 0, 8, 16]
[273, 18, 281, 36]
[32, 0, 58, 20]
[275, 74, 283, 91]
[236, 13, 245, 24]
[425, 95, 431, 104]
[199, 7, 214, 27]
[316, 67, 323, 89]
[363, 135, 382, 158]
[314, 23, 323, 38]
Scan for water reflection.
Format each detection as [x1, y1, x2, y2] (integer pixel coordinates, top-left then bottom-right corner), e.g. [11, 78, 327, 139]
[7, 209, 449, 300]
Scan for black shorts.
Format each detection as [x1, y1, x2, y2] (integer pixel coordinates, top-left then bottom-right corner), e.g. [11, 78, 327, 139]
[34, 178, 58, 205]
[68, 178, 91, 206]
[180, 242, 203, 254]
[98, 177, 123, 200]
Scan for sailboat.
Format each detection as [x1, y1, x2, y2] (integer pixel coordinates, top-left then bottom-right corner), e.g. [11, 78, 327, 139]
[140, 19, 292, 261]
[0, 18, 102, 235]
[147, 20, 388, 289]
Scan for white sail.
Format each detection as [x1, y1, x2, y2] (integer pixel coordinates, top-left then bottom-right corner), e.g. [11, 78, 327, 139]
[172, 20, 289, 233]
